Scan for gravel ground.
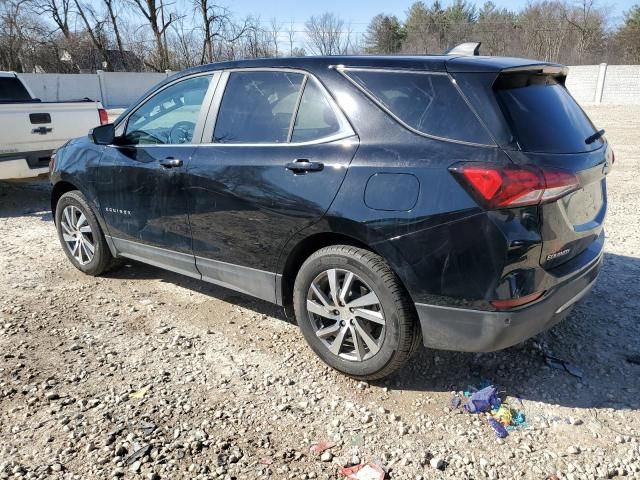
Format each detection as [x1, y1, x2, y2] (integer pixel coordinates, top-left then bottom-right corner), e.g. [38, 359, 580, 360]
[1, 105, 639, 480]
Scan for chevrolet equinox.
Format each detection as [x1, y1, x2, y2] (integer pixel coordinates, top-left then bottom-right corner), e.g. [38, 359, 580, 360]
[50, 53, 611, 379]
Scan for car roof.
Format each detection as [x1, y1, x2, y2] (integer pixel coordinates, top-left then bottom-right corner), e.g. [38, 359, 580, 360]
[175, 55, 565, 78]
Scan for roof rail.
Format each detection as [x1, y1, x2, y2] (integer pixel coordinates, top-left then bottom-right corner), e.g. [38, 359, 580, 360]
[445, 42, 481, 56]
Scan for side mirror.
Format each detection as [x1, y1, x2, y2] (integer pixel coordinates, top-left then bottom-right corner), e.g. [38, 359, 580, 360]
[88, 124, 115, 145]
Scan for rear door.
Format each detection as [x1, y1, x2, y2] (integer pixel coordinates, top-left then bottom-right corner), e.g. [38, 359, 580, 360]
[186, 69, 358, 302]
[492, 71, 610, 268]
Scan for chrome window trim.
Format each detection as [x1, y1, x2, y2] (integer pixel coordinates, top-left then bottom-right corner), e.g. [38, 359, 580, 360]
[113, 71, 221, 147]
[336, 66, 497, 149]
[200, 67, 356, 147]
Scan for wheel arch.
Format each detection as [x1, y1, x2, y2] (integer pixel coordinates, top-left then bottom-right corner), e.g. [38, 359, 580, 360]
[278, 230, 415, 320]
[51, 180, 117, 257]
[51, 180, 80, 220]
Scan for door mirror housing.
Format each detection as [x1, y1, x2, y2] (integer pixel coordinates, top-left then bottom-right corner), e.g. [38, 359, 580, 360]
[89, 124, 115, 145]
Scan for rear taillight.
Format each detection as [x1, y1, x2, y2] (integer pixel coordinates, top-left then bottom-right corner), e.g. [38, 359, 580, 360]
[449, 163, 580, 209]
[98, 108, 109, 125]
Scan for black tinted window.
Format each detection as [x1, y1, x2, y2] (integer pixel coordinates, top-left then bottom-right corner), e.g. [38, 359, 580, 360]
[125, 75, 211, 145]
[0, 77, 31, 102]
[214, 72, 304, 143]
[345, 70, 493, 145]
[494, 74, 600, 153]
[291, 80, 342, 142]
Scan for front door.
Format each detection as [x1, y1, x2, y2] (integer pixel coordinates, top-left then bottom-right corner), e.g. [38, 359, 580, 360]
[186, 70, 358, 301]
[96, 73, 216, 277]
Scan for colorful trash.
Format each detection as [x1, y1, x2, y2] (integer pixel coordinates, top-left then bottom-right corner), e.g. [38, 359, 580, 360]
[463, 385, 500, 413]
[451, 383, 528, 439]
[339, 463, 386, 480]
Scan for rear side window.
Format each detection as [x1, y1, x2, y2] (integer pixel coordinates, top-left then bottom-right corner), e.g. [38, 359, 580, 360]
[343, 70, 493, 145]
[291, 80, 342, 142]
[0, 77, 31, 102]
[214, 71, 304, 143]
[494, 74, 601, 154]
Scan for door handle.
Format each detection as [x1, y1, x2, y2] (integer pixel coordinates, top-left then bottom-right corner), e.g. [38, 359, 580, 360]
[159, 158, 183, 168]
[285, 159, 324, 174]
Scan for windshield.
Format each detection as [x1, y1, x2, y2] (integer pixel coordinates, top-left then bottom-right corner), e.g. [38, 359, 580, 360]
[494, 73, 601, 154]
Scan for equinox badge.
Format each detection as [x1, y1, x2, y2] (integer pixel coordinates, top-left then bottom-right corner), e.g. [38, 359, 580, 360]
[546, 248, 571, 261]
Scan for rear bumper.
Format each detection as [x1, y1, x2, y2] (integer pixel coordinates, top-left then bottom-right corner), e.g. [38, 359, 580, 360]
[0, 150, 52, 180]
[416, 251, 602, 352]
[0, 159, 49, 180]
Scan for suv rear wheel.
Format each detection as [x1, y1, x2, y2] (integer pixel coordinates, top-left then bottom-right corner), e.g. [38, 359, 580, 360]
[293, 245, 420, 380]
[55, 191, 114, 276]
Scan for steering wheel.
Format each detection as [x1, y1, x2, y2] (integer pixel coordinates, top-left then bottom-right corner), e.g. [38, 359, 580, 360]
[169, 121, 196, 144]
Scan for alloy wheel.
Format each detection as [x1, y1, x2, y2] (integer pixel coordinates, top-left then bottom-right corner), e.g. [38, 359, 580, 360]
[60, 205, 95, 265]
[306, 268, 386, 361]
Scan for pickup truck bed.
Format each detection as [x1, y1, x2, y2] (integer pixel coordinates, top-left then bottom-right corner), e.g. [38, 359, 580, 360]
[0, 72, 107, 181]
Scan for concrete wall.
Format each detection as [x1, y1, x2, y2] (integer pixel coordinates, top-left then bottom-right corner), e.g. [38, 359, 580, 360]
[565, 65, 600, 103]
[20, 73, 102, 103]
[600, 65, 640, 104]
[18, 71, 170, 108]
[567, 64, 640, 105]
[17, 64, 640, 108]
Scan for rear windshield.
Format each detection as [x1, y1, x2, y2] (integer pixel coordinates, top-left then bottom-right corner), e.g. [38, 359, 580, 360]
[0, 77, 31, 102]
[494, 74, 601, 154]
[344, 70, 494, 145]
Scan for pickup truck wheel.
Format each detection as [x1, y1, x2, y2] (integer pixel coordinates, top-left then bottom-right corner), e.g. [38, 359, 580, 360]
[55, 191, 113, 276]
[293, 245, 420, 380]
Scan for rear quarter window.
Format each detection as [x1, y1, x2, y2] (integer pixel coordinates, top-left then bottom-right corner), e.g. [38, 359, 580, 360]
[342, 69, 494, 145]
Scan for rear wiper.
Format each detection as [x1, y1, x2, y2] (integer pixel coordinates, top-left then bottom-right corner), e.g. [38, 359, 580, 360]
[585, 129, 605, 144]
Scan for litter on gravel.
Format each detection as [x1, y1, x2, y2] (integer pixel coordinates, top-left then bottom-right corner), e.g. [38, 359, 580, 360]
[339, 463, 386, 480]
[451, 383, 528, 438]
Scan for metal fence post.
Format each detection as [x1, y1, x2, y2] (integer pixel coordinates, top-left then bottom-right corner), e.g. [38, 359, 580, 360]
[595, 63, 607, 105]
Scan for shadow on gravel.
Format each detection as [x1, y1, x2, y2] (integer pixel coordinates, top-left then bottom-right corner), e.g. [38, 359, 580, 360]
[107, 252, 640, 413]
[2, 181, 639, 412]
[0, 180, 51, 219]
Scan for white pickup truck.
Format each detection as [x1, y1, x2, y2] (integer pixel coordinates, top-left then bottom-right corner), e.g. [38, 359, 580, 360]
[0, 71, 108, 181]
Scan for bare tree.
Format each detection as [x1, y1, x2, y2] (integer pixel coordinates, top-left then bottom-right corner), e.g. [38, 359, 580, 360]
[564, 0, 607, 64]
[195, 0, 228, 64]
[33, 0, 72, 39]
[102, 0, 126, 68]
[304, 12, 348, 55]
[286, 18, 295, 55]
[129, 0, 179, 70]
[268, 17, 282, 56]
[74, 0, 112, 70]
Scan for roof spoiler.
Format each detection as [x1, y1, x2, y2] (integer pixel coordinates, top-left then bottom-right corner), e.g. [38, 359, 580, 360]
[445, 42, 481, 56]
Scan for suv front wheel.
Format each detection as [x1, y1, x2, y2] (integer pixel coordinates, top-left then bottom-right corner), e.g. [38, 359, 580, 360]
[55, 190, 115, 276]
[293, 245, 421, 380]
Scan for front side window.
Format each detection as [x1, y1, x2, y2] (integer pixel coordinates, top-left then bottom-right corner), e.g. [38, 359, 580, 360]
[343, 70, 493, 145]
[124, 75, 212, 145]
[213, 71, 304, 143]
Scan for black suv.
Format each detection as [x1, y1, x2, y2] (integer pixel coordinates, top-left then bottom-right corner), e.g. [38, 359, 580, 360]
[50, 53, 611, 379]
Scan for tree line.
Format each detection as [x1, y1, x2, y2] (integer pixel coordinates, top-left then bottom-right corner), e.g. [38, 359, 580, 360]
[1, 0, 639, 73]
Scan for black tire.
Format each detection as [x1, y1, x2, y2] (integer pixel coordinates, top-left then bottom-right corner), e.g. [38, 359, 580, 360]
[293, 245, 420, 380]
[55, 190, 114, 276]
